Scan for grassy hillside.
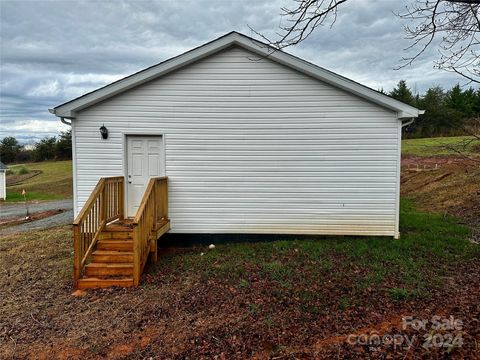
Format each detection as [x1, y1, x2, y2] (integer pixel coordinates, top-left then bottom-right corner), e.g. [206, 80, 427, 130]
[402, 135, 479, 156]
[6, 161, 72, 202]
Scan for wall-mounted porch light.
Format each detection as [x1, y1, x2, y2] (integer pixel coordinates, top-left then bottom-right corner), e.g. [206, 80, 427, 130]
[99, 124, 108, 139]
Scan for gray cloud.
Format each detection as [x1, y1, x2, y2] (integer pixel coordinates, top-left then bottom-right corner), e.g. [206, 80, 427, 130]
[0, 0, 475, 142]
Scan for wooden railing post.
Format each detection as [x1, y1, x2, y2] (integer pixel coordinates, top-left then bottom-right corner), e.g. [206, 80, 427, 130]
[133, 226, 141, 286]
[165, 178, 168, 219]
[119, 178, 125, 220]
[73, 224, 81, 287]
[160, 178, 168, 220]
[153, 181, 159, 230]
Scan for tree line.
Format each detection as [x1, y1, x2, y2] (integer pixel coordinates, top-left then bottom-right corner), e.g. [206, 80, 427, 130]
[388, 81, 480, 138]
[0, 130, 72, 164]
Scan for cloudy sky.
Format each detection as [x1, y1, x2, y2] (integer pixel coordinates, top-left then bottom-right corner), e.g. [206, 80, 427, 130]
[0, 0, 472, 143]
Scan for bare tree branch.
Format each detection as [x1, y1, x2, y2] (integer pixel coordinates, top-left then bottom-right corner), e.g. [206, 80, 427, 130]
[255, 0, 480, 84]
[398, 0, 480, 84]
[438, 119, 480, 161]
[250, 0, 348, 49]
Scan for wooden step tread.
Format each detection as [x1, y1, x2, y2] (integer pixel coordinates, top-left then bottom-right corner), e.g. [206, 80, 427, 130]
[105, 224, 133, 232]
[98, 239, 133, 242]
[92, 250, 133, 263]
[99, 232, 133, 240]
[93, 250, 134, 255]
[97, 240, 133, 244]
[85, 262, 133, 276]
[86, 262, 133, 268]
[97, 240, 133, 251]
[77, 277, 134, 289]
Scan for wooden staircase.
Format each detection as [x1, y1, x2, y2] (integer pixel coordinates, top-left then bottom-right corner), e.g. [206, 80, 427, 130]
[72, 176, 169, 290]
[78, 221, 134, 289]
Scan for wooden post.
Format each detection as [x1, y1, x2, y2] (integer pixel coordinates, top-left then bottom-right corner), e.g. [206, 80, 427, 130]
[133, 226, 140, 286]
[153, 181, 157, 227]
[151, 232, 158, 263]
[119, 178, 125, 220]
[163, 178, 168, 219]
[100, 187, 106, 223]
[73, 224, 81, 288]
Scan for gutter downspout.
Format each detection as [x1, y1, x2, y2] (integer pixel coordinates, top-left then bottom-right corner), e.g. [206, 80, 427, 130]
[401, 118, 414, 128]
[400, 109, 424, 128]
[60, 117, 72, 126]
[395, 116, 417, 239]
[48, 108, 74, 126]
[48, 108, 77, 216]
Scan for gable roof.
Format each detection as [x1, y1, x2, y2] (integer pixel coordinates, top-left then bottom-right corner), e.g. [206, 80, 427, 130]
[0, 161, 7, 170]
[49, 31, 423, 119]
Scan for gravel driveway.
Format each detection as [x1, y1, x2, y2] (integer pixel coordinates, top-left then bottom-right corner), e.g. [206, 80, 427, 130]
[0, 199, 73, 219]
[0, 199, 73, 235]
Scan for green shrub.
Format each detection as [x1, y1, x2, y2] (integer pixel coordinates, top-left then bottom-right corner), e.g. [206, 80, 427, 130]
[17, 166, 29, 175]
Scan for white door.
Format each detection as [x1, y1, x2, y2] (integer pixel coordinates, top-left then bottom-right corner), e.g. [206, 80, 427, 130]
[126, 136, 165, 217]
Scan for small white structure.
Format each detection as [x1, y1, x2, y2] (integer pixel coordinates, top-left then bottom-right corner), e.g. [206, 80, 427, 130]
[50, 32, 422, 239]
[0, 160, 7, 200]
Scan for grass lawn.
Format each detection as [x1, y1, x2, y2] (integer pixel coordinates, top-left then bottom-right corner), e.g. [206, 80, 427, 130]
[1, 199, 478, 358]
[5, 160, 72, 202]
[164, 199, 477, 298]
[402, 135, 479, 157]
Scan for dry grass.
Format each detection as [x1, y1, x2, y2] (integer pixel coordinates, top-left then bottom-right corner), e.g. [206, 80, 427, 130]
[402, 156, 480, 229]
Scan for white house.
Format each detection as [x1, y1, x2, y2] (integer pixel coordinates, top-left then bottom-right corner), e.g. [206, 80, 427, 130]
[50, 31, 422, 240]
[0, 160, 6, 200]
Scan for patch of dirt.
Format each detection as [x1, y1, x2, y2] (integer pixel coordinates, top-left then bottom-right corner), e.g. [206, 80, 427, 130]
[401, 154, 475, 167]
[6, 170, 42, 186]
[0, 209, 65, 229]
[313, 315, 404, 350]
[401, 155, 480, 229]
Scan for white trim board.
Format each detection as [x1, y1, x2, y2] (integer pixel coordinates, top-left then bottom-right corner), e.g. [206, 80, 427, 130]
[49, 31, 423, 120]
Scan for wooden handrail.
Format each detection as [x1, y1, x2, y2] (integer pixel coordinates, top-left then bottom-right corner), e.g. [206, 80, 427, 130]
[72, 176, 124, 288]
[73, 176, 123, 225]
[132, 176, 168, 285]
[132, 176, 168, 224]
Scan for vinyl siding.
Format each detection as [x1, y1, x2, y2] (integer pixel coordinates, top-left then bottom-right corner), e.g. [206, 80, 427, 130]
[73, 46, 400, 236]
[0, 171, 5, 200]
